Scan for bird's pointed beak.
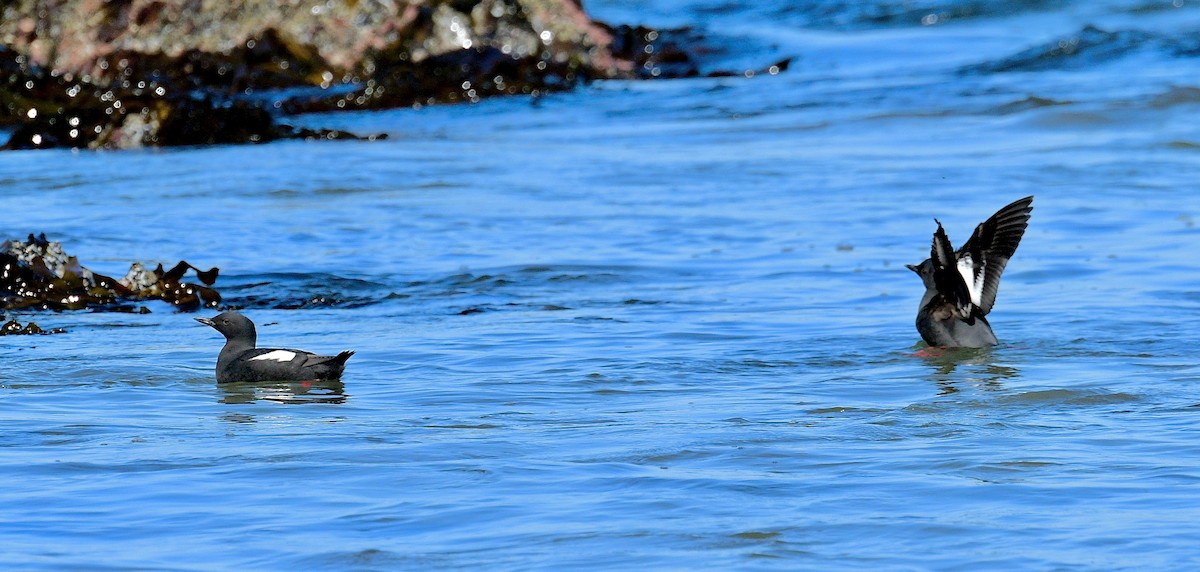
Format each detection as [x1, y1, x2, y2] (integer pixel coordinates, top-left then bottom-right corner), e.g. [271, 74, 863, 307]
[195, 317, 215, 327]
[906, 264, 919, 273]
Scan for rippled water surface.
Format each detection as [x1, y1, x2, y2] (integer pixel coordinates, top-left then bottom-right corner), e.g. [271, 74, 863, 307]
[5, 1, 1200, 569]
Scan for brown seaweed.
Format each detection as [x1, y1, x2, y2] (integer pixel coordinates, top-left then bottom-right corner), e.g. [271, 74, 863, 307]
[1, 234, 220, 312]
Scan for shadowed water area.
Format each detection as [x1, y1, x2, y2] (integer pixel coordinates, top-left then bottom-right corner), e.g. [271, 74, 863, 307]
[4, 0, 1200, 569]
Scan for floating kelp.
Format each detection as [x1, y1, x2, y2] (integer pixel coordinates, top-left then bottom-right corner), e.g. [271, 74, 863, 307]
[1, 234, 220, 311]
[0, 318, 65, 335]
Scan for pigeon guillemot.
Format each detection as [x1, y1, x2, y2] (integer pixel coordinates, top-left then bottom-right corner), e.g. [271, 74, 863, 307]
[906, 196, 1033, 348]
[196, 311, 354, 383]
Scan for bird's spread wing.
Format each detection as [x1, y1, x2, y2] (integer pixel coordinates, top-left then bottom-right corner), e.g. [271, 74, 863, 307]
[955, 252, 984, 308]
[931, 220, 973, 321]
[957, 196, 1033, 315]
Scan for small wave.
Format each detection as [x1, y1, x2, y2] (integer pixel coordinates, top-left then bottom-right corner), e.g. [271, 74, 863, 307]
[222, 273, 393, 309]
[1149, 85, 1200, 109]
[1166, 139, 1200, 149]
[770, 0, 1061, 30]
[997, 388, 1141, 407]
[986, 95, 1073, 115]
[215, 265, 671, 315]
[965, 25, 1198, 74]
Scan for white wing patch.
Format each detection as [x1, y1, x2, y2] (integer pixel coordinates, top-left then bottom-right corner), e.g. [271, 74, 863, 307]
[956, 254, 984, 308]
[249, 350, 297, 363]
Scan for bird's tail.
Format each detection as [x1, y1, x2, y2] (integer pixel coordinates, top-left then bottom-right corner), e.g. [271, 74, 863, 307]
[314, 350, 356, 381]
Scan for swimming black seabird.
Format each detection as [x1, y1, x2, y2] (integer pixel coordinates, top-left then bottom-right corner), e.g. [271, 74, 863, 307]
[907, 196, 1033, 348]
[196, 311, 354, 383]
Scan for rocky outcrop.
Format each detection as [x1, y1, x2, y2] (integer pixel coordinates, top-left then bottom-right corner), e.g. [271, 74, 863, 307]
[1, 234, 220, 311]
[0, 318, 65, 335]
[0, 0, 705, 149]
[0, 45, 379, 149]
[0, 1, 638, 86]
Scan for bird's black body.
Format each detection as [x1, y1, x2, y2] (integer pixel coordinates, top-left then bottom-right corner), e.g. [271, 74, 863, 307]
[196, 311, 354, 383]
[907, 196, 1033, 348]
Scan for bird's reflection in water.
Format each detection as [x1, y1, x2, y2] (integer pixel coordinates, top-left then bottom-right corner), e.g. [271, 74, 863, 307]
[913, 345, 1020, 395]
[219, 379, 347, 405]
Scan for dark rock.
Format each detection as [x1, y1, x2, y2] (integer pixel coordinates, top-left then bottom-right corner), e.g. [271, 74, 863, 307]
[101, 28, 332, 95]
[282, 44, 585, 113]
[1, 0, 761, 149]
[604, 25, 701, 79]
[0, 316, 65, 333]
[1, 45, 377, 149]
[0, 318, 65, 335]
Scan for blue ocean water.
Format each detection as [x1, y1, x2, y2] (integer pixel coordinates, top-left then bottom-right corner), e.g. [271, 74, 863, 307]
[4, 1, 1200, 569]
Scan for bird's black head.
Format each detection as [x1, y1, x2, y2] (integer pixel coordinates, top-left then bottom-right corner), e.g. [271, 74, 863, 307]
[906, 259, 936, 288]
[195, 311, 257, 344]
